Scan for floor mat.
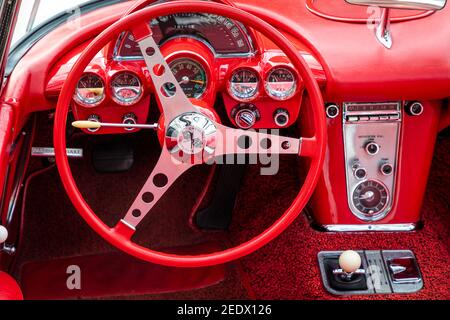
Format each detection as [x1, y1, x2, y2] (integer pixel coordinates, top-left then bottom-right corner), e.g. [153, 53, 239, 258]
[21, 243, 225, 300]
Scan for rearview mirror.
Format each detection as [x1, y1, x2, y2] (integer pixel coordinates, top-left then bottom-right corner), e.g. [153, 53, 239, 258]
[345, 0, 446, 11]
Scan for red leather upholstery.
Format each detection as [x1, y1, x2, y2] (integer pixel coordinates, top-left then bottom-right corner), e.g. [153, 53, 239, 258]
[0, 272, 23, 300]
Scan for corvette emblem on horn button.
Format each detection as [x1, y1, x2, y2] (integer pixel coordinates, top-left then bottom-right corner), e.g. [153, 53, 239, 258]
[166, 112, 217, 158]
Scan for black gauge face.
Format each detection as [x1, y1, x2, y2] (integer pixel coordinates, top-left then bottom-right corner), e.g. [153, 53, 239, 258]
[265, 67, 297, 100]
[166, 59, 207, 98]
[111, 72, 143, 105]
[229, 69, 259, 101]
[75, 73, 105, 107]
[117, 13, 252, 57]
[352, 180, 389, 216]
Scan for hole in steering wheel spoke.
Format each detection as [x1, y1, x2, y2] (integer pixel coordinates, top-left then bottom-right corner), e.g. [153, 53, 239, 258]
[161, 83, 176, 98]
[260, 138, 272, 150]
[142, 192, 155, 203]
[153, 173, 169, 188]
[132, 209, 141, 218]
[237, 135, 252, 150]
[153, 64, 165, 76]
[145, 47, 155, 56]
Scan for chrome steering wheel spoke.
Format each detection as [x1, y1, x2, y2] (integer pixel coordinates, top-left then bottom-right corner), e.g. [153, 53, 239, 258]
[132, 25, 197, 123]
[213, 124, 303, 157]
[119, 147, 193, 232]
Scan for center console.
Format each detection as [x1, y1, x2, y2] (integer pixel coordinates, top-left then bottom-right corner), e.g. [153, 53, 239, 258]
[307, 100, 442, 231]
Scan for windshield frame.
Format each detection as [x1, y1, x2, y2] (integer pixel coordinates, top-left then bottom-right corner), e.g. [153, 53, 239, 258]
[6, 0, 127, 77]
[11, 0, 96, 49]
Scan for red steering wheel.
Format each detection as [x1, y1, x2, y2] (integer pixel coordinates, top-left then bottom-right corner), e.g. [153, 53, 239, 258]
[54, 1, 326, 267]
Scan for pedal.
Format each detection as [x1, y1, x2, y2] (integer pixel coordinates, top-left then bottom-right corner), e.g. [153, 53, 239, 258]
[92, 139, 134, 173]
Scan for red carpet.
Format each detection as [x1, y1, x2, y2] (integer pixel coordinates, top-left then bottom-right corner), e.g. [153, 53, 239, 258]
[229, 133, 450, 300]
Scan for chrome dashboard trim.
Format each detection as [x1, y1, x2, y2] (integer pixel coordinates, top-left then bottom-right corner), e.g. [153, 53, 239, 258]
[321, 223, 417, 232]
[342, 102, 402, 222]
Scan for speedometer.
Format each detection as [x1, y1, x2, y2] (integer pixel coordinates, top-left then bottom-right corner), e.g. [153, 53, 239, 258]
[166, 59, 207, 99]
[74, 73, 105, 107]
[111, 72, 143, 106]
[228, 68, 260, 101]
[265, 67, 297, 100]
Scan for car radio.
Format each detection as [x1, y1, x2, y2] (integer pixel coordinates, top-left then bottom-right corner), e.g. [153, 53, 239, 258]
[343, 102, 402, 221]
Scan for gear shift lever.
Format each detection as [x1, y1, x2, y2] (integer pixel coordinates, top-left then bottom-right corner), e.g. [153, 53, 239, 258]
[333, 250, 365, 281]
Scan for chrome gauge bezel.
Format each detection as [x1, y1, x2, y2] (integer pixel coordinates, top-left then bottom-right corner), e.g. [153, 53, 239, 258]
[264, 66, 297, 101]
[110, 71, 144, 106]
[74, 73, 106, 108]
[227, 68, 260, 102]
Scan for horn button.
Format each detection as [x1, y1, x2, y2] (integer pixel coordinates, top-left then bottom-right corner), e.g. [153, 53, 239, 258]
[165, 112, 217, 159]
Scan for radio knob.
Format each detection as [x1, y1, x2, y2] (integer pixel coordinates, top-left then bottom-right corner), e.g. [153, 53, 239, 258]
[354, 167, 367, 180]
[365, 142, 380, 156]
[380, 163, 393, 176]
[235, 108, 258, 129]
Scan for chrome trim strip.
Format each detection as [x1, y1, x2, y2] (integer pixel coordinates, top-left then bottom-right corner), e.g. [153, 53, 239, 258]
[31, 147, 83, 158]
[321, 223, 417, 232]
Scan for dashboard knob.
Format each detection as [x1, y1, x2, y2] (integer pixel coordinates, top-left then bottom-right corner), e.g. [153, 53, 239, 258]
[365, 142, 380, 156]
[339, 250, 362, 274]
[123, 113, 137, 131]
[234, 108, 258, 129]
[0, 225, 8, 244]
[354, 167, 367, 180]
[274, 109, 290, 127]
[406, 101, 424, 116]
[325, 104, 340, 119]
[87, 115, 101, 132]
[380, 163, 393, 176]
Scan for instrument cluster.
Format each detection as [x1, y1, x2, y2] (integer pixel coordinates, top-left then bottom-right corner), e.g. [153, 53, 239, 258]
[67, 44, 304, 134]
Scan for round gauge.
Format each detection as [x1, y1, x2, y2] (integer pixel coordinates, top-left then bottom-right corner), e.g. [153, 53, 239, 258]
[74, 73, 105, 107]
[111, 72, 143, 106]
[352, 180, 389, 217]
[265, 67, 297, 100]
[228, 68, 259, 101]
[165, 59, 207, 99]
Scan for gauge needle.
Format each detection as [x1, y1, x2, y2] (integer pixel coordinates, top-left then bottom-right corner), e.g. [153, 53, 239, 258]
[359, 191, 375, 201]
[178, 76, 204, 85]
[190, 80, 205, 84]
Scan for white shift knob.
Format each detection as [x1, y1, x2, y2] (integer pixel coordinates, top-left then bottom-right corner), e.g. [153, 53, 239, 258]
[339, 250, 361, 273]
[0, 225, 8, 244]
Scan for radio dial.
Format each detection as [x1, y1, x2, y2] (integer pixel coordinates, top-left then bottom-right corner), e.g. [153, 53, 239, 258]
[365, 142, 380, 156]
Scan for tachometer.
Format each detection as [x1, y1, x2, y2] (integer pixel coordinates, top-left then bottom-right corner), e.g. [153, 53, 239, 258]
[166, 59, 207, 99]
[265, 67, 297, 100]
[74, 73, 105, 107]
[115, 13, 252, 58]
[228, 68, 260, 101]
[111, 72, 143, 106]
